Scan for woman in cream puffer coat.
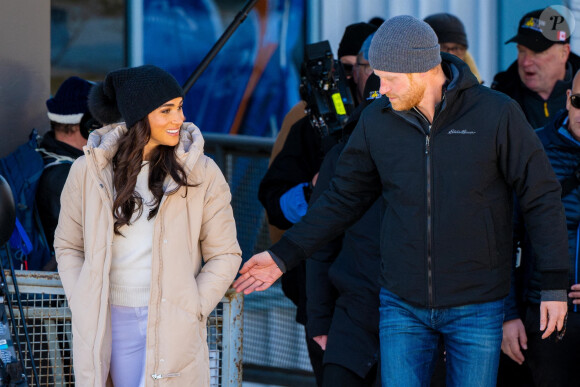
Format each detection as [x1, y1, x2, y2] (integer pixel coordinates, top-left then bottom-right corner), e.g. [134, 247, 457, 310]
[54, 65, 242, 386]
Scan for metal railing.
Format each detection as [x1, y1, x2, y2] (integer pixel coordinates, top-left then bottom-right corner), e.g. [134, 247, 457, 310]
[3, 270, 243, 386]
[204, 133, 316, 386]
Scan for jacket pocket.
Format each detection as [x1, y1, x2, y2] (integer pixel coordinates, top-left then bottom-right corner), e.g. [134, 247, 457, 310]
[484, 208, 499, 268]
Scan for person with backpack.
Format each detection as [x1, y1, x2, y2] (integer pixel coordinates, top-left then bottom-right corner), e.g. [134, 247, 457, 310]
[54, 65, 242, 386]
[36, 76, 94, 270]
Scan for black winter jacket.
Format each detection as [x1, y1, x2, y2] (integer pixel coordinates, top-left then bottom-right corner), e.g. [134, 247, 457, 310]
[491, 52, 580, 129]
[506, 109, 580, 320]
[306, 142, 381, 378]
[271, 53, 569, 308]
[36, 131, 83, 254]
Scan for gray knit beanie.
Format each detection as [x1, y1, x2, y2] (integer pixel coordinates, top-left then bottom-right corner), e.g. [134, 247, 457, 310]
[369, 15, 441, 73]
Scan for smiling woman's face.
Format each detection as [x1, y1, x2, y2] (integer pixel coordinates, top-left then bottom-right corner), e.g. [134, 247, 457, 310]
[143, 97, 185, 160]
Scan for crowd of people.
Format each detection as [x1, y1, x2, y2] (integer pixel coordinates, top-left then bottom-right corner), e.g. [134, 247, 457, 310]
[0, 5, 579, 387]
[238, 7, 580, 387]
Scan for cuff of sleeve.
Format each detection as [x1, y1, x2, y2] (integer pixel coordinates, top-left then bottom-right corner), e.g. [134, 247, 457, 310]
[540, 289, 568, 302]
[306, 320, 331, 338]
[270, 236, 308, 272]
[541, 270, 569, 290]
[267, 250, 287, 273]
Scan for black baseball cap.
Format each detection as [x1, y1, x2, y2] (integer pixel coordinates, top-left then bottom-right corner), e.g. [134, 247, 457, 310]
[506, 8, 570, 52]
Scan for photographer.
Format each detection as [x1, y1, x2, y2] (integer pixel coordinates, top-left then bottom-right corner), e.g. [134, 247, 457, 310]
[257, 22, 376, 385]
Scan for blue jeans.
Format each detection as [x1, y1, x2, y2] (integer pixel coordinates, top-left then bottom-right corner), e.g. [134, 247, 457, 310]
[379, 288, 503, 387]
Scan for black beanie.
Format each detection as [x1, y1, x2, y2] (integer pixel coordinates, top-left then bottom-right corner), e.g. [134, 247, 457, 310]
[424, 13, 468, 48]
[338, 22, 378, 58]
[88, 65, 184, 129]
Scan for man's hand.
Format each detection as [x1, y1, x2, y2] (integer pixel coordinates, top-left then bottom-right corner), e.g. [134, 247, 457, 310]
[233, 251, 283, 295]
[540, 300, 567, 339]
[501, 319, 527, 364]
[313, 335, 328, 350]
[569, 284, 580, 303]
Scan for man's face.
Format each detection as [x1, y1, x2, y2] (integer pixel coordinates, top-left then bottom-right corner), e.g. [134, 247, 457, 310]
[353, 52, 373, 102]
[440, 42, 467, 61]
[517, 43, 570, 98]
[566, 75, 580, 141]
[340, 55, 357, 79]
[374, 70, 425, 111]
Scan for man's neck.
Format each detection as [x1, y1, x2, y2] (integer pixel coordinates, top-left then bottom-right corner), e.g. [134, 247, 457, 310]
[54, 130, 86, 151]
[415, 71, 447, 124]
[537, 66, 567, 100]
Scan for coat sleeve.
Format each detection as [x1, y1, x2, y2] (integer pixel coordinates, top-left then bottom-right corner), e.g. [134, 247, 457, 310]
[54, 159, 86, 302]
[197, 158, 242, 317]
[271, 111, 381, 270]
[498, 99, 569, 291]
[306, 144, 343, 337]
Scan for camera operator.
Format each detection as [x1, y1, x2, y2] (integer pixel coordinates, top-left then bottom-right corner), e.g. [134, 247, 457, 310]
[257, 22, 376, 385]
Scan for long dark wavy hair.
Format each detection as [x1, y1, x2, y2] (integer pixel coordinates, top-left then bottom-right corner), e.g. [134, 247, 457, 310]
[112, 118, 191, 234]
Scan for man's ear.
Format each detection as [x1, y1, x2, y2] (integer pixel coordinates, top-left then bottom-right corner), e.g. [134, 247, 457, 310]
[562, 44, 571, 61]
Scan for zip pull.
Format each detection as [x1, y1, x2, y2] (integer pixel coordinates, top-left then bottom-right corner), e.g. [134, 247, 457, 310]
[425, 136, 430, 155]
[151, 372, 181, 380]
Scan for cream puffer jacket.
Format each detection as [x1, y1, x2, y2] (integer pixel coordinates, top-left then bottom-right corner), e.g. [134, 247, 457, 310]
[54, 123, 242, 386]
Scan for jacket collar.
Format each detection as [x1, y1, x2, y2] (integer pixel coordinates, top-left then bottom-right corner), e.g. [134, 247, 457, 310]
[538, 108, 580, 150]
[380, 53, 478, 123]
[85, 122, 206, 188]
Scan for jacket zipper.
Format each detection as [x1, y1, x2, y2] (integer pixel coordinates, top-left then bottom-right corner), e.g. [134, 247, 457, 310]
[425, 131, 433, 307]
[153, 197, 171, 383]
[151, 373, 181, 380]
[413, 107, 435, 307]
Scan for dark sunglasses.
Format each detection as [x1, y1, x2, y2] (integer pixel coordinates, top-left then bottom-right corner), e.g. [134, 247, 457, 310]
[570, 94, 580, 109]
[342, 63, 354, 76]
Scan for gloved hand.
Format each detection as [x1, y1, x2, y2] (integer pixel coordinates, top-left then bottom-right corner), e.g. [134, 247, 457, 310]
[279, 182, 309, 224]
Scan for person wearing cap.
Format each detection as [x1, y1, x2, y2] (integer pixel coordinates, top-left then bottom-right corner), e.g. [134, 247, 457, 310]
[235, 15, 569, 386]
[54, 65, 241, 386]
[492, 8, 580, 129]
[36, 76, 93, 270]
[257, 21, 377, 386]
[424, 12, 483, 83]
[501, 69, 580, 387]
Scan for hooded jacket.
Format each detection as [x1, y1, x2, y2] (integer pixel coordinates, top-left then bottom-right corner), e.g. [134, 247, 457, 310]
[54, 123, 242, 386]
[271, 53, 569, 309]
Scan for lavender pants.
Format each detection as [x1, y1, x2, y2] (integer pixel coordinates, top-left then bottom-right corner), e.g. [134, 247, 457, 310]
[110, 305, 148, 387]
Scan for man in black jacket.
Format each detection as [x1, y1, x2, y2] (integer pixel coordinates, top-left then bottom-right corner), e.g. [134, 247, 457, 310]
[492, 8, 580, 129]
[501, 70, 580, 387]
[236, 15, 569, 386]
[36, 76, 93, 270]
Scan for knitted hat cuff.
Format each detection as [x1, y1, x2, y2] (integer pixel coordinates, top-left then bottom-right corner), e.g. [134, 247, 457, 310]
[369, 45, 441, 73]
[47, 112, 85, 125]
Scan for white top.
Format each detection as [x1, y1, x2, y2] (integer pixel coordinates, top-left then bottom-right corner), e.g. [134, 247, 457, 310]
[110, 163, 155, 307]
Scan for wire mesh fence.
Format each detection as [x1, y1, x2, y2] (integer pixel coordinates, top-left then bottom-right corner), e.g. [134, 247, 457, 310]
[204, 133, 315, 380]
[2, 270, 242, 386]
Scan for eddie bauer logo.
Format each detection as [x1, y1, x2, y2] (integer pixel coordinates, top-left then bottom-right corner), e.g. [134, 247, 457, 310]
[448, 129, 476, 135]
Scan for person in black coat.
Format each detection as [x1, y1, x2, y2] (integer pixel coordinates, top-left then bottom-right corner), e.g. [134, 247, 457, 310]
[237, 16, 569, 386]
[305, 73, 382, 386]
[502, 70, 580, 387]
[36, 76, 94, 270]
